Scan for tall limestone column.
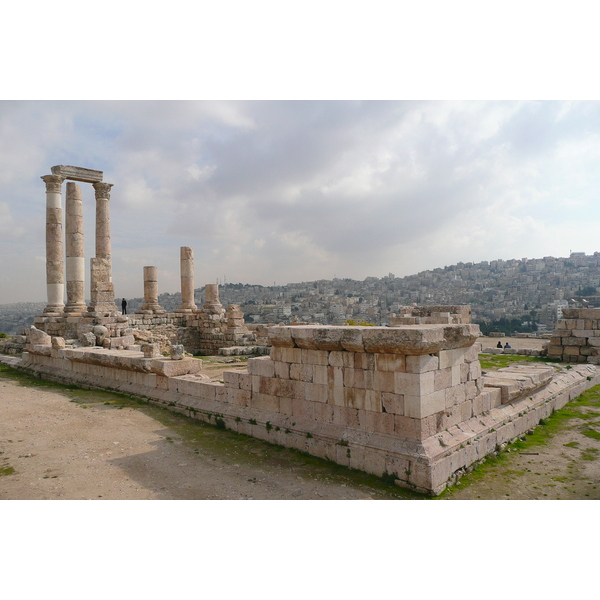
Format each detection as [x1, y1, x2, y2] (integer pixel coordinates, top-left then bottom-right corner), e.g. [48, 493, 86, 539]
[175, 246, 197, 312]
[41, 174, 65, 315]
[64, 182, 87, 314]
[137, 266, 166, 314]
[88, 182, 118, 314]
[93, 181, 113, 263]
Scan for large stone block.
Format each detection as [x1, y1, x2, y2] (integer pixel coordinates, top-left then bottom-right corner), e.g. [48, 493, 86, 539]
[404, 354, 438, 373]
[394, 371, 435, 396]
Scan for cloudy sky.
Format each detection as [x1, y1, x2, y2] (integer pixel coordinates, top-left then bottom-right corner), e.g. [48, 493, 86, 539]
[1, 99, 600, 304]
[2, 5, 599, 305]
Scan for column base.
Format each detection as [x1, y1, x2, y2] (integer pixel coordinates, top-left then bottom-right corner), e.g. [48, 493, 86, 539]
[42, 305, 64, 317]
[63, 303, 88, 316]
[174, 306, 197, 313]
[137, 304, 167, 314]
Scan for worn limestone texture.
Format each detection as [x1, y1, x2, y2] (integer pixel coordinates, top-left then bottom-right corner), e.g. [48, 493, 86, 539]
[64, 182, 87, 314]
[175, 247, 197, 313]
[137, 266, 166, 314]
[41, 174, 65, 315]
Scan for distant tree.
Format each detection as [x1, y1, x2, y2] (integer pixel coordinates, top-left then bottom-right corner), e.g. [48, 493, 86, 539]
[576, 286, 597, 296]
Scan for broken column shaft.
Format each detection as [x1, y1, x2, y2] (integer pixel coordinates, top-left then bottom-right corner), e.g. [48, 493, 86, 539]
[137, 266, 166, 314]
[175, 246, 197, 312]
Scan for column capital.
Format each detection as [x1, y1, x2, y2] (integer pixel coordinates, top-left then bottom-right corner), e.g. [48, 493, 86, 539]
[41, 174, 64, 193]
[92, 181, 113, 200]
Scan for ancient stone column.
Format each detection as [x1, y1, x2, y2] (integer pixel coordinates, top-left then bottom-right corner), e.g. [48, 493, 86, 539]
[175, 246, 197, 312]
[205, 283, 220, 306]
[203, 283, 225, 318]
[137, 266, 166, 314]
[63, 182, 87, 314]
[41, 174, 65, 315]
[226, 304, 249, 336]
[93, 182, 113, 263]
[88, 182, 118, 314]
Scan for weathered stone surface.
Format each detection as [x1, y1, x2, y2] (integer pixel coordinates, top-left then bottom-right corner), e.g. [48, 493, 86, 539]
[51, 336, 66, 349]
[51, 165, 103, 183]
[92, 325, 108, 345]
[170, 344, 185, 360]
[142, 343, 161, 358]
[27, 326, 51, 346]
[79, 332, 97, 346]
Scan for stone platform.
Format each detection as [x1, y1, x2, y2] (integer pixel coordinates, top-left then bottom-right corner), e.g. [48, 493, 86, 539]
[8, 323, 600, 495]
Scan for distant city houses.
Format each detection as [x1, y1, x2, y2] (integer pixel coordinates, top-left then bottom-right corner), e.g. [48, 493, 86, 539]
[2, 252, 600, 335]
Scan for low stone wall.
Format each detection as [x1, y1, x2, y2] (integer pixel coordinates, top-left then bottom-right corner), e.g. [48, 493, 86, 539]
[9, 323, 600, 495]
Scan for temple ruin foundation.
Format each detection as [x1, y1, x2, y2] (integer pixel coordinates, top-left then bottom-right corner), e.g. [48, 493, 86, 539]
[15, 316, 600, 495]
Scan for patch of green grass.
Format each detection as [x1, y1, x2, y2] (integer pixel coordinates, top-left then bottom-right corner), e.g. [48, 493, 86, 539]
[0, 464, 15, 476]
[581, 428, 600, 441]
[478, 354, 550, 370]
[564, 441, 579, 448]
[581, 449, 598, 461]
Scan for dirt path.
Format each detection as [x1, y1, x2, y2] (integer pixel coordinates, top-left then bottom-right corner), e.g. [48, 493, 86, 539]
[2, 358, 599, 500]
[0, 365, 419, 500]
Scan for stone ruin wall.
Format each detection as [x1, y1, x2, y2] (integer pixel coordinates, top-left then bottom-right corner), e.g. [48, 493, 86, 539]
[16, 306, 600, 495]
[547, 308, 600, 364]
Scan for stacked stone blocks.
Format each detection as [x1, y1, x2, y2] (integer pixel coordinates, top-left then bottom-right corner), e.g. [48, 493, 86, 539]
[547, 308, 600, 363]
